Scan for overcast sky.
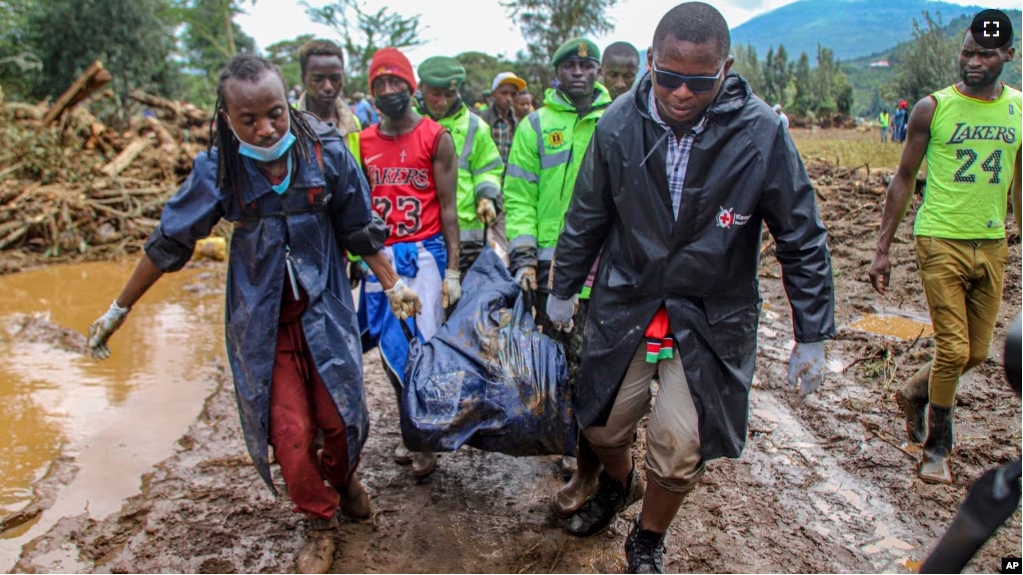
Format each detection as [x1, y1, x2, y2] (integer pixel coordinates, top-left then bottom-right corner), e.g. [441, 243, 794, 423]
[236, 0, 1021, 68]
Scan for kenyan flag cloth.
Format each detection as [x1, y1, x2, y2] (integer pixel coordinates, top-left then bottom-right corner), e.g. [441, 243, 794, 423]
[644, 307, 674, 364]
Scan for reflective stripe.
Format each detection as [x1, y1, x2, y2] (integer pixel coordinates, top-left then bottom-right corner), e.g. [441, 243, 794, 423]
[460, 228, 486, 242]
[471, 158, 503, 176]
[509, 235, 538, 250]
[506, 164, 538, 183]
[538, 246, 556, 260]
[458, 114, 479, 171]
[529, 113, 572, 170]
[474, 181, 499, 196]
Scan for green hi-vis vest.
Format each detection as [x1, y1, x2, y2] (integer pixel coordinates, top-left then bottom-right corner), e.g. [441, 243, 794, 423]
[504, 85, 612, 264]
[879, 111, 890, 128]
[915, 84, 1022, 240]
[431, 103, 504, 243]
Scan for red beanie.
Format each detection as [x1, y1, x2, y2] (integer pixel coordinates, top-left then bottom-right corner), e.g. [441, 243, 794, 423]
[368, 48, 416, 96]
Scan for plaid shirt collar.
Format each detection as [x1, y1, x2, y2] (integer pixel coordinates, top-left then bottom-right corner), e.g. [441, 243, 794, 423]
[647, 90, 706, 220]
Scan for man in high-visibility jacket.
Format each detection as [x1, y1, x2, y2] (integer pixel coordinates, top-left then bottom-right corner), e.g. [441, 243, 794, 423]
[416, 56, 505, 275]
[504, 37, 623, 518]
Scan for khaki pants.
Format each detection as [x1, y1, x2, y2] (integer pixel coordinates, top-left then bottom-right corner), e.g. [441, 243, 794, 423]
[583, 342, 704, 493]
[916, 236, 1008, 407]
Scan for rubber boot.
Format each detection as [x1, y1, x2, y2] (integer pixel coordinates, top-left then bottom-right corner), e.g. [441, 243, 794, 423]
[393, 442, 413, 465]
[411, 450, 438, 478]
[895, 362, 931, 444]
[296, 516, 338, 574]
[918, 404, 954, 484]
[553, 435, 602, 516]
[340, 476, 372, 520]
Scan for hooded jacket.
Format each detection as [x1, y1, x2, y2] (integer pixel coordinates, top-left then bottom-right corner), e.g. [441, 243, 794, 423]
[551, 72, 835, 460]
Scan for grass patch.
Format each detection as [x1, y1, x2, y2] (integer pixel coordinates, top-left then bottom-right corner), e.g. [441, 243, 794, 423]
[791, 128, 903, 169]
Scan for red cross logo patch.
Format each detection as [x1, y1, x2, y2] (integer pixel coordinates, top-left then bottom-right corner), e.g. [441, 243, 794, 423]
[716, 207, 735, 229]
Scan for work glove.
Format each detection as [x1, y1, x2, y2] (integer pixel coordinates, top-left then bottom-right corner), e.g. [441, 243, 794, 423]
[442, 269, 461, 309]
[87, 300, 131, 360]
[514, 265, 537, 292]
[787, 341, 826, 398]
[385, 279, 422, 320]
[546, 294, 577, 333]
[476, 198, 497, 226]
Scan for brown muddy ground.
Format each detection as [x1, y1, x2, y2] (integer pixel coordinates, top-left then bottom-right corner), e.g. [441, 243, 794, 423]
[8, 164, 1022, 574]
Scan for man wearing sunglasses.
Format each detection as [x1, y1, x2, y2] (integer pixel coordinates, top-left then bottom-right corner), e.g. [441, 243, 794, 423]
[547, 3, 835, 572]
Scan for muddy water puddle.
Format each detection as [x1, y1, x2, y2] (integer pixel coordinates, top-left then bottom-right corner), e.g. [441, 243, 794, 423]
[0, 261, 226, 569]
[848, 313, 933, 340]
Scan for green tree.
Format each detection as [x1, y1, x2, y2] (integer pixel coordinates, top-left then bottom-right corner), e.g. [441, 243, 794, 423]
[502, 0, 618, 73]
[883, 12, 957, 107]
[732, 44, 764, 96]
[23, 0, 180, 103]
[0, 0, 41, 99]
[455, 51, 523, 106]
[791, 51, 813, 116]
[265, 34, 314, 93]
[305, 0, 426, 80]
[770, 44, 792, 106]
[174, 0, 257, 107]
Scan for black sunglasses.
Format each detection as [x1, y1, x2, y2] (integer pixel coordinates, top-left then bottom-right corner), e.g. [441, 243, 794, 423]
[652, 63, 723, 93]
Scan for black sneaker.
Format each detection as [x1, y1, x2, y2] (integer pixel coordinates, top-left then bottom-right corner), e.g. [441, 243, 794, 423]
[566, 467, 635, 537]
[625, 516, 666, 574]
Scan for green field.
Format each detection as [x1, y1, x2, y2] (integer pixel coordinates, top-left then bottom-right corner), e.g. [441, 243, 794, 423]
[791, 128, 904, 169]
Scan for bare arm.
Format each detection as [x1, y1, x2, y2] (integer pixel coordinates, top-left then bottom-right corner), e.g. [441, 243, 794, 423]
[1011, 147, 1021, 233]
[868, 96, 935, 295]
[433, 131, 460, 271]
[115, 254, 164, 308]
[362, 252, 399, 290]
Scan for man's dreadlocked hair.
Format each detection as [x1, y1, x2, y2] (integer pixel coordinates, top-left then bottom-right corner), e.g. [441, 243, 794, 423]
[210, 53, 320, 197]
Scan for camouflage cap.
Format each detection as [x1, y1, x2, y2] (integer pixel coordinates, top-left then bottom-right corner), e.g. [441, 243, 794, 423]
[552, 38, 601, 68]
[418, 56, 466, 90]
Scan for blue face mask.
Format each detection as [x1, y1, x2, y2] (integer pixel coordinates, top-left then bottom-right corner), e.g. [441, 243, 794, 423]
[269, 153, 293, 195]
[237, 129, 296, 163]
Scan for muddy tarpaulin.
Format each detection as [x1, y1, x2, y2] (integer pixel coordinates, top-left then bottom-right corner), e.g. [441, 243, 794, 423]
[400, 248, 576, 456]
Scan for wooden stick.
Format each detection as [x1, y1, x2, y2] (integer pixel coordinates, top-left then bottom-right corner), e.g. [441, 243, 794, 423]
[99, 138, 150, 178]
[41, 60, 112, 126]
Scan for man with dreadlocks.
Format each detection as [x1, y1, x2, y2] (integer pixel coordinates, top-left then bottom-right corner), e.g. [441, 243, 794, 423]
[356, 47, 460, 479]
[85, 54, 421, 574]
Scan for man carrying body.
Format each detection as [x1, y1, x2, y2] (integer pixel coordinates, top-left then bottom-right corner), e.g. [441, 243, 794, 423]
[358, 47, 461, 479]
[503, 38, 615, 518]
[601, 41, 641, 101]
[869, 26, 1020, 485]
[415, 56, 504, 275]
[86, 54, 421, 573]
[548, 4, 835, 572]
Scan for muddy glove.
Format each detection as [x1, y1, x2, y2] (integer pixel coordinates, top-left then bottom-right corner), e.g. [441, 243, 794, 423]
[385, 279, 422, 320]
[87, 300, 130, 360]
[514, 265, 537, 292]
[442, 269, 461, 309]
[476, 198, 497, 226]
[787, 341, 826, 397]
[546, 294, 577, 333]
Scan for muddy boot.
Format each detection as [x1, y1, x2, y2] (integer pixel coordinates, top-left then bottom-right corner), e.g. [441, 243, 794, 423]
[625, 516, 666, 574]
[393, 442, 413, 465]
[411, 450, 438, 478]
[918, 404, 954, 485]
[566, 466, 639, 537]
[895, 362, 931, 444]
[558, 455, 577, 479]
[296, 516, 339, 574]
[553, 440, 602, 516]
[340, 477, 372, 521]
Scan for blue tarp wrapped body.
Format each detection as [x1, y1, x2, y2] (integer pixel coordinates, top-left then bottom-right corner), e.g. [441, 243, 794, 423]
[400, 248, 576, 456]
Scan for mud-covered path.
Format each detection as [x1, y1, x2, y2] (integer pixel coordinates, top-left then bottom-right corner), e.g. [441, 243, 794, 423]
[8, 165, 1023, 574]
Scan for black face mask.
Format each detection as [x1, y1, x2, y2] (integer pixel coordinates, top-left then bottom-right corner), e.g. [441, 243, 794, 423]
[377, 91, 411, 119]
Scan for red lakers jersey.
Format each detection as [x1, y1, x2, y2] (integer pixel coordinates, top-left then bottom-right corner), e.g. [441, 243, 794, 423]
[359, 118, 446, 245]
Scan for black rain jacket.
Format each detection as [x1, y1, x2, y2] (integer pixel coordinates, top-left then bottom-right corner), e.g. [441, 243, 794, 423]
[551, 72, 835, 460]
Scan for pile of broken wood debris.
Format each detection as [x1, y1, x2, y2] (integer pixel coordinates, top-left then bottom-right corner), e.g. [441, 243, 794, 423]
[0, 60, 215, 272]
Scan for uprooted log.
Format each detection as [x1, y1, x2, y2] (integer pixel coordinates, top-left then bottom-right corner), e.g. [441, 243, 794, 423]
[41, 60, 113, 126]
[128, 88, 208, 124]
[99, 137, 151, 177]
